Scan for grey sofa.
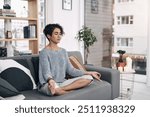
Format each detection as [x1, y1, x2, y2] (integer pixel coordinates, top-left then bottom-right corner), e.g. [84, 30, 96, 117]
[0, 51, 120, 100]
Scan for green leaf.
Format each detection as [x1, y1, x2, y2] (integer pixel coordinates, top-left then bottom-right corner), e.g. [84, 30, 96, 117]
[76, 26, 97, 49]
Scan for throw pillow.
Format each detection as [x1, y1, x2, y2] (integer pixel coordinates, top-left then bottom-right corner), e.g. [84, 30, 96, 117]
[0, 77, 25, 99]
[0, 59, 36, 91]
[69, 56, 86, 71]
[31, 56, 39, 84]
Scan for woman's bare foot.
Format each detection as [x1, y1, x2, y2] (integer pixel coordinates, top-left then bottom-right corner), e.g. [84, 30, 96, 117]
[48, 85, 68, 95]
[48, 80, 68, 95]
[48, 82, 56, 95]
[55, 88, 68, 95]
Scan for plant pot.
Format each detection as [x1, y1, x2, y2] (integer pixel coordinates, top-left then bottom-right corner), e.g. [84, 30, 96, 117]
[116, 62, 126, 70]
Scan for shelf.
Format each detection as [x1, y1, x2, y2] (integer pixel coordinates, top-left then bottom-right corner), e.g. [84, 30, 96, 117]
[0, 38, 38, 41]
[0, 0, 39, 55]
[0, 16, 37, 21]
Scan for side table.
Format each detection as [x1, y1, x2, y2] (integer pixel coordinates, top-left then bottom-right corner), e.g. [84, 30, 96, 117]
[119, 70, 135, 99]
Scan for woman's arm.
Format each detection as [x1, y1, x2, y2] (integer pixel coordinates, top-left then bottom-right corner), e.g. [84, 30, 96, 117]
[39, 50, 53, 82]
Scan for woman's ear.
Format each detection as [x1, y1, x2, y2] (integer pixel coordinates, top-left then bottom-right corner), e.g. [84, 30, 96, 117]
[47, 34, 51, 39]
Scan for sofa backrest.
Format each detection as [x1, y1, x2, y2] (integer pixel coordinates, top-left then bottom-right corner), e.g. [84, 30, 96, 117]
[0, 51, 83, 85]
[31, 51, 84, 84]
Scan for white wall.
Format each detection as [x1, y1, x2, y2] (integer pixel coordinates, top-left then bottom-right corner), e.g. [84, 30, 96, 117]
[45, 0, 84, 54]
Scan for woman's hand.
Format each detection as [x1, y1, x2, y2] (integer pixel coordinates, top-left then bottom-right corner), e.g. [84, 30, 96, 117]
[48, 79, 56, 95]
[86, 71, 101, 81]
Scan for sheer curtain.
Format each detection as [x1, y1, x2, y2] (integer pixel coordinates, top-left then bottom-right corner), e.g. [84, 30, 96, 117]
[39, 0, 46, 50]
[147, 0, 150, 86]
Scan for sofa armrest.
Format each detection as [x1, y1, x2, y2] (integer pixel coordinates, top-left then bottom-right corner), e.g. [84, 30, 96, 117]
[85, 65, 120, 99]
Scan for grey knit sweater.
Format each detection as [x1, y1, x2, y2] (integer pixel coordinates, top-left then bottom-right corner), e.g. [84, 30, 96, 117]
[39, 48, 85, 85]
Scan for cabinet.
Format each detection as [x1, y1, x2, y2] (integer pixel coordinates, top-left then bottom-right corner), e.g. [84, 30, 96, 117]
[0, 0, 39, 54]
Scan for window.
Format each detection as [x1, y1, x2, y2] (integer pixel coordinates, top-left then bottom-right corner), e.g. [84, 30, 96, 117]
[130, 16, 133, 24]
[117, 15, 134, 25]
[117, 37, 133, 47]
[117, 16, 121, 24]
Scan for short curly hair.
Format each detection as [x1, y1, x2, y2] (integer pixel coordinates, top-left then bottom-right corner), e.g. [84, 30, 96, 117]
[43, 23, 64, 39]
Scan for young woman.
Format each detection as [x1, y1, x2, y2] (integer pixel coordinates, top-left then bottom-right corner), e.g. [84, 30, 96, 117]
[38, 23, 101, 96]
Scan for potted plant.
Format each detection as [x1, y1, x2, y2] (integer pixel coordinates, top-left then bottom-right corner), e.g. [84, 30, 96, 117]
[76, 26, 97, 64]
[116, 50, 126, 68]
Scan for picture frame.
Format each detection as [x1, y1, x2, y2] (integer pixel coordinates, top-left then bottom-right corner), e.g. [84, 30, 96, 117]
[91, 0, 98, 14]
[62, 0, 72, 10]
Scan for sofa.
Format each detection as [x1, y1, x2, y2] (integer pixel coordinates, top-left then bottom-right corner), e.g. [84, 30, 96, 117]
[0, 51, 120, 100]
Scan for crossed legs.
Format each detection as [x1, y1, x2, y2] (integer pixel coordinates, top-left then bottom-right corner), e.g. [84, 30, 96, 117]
[48, 78, 93, 96]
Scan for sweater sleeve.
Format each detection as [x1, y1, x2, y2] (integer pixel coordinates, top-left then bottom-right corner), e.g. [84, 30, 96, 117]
[39, 50, 53, 82]
[65, 51, 85, 77]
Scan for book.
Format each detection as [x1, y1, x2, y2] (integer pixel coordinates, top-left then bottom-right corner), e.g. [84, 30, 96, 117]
[0, 47, 7, 57]
[29, 25, 36, 38]
[23, 25, 36, 38]
[23, 26, 30, 38]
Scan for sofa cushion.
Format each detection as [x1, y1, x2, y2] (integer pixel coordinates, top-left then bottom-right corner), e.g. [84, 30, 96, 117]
[22, 80, 111, 100]
[0, 77, 25, 99]
[69, 56, 86, 71]
[0, 59, 36, 91]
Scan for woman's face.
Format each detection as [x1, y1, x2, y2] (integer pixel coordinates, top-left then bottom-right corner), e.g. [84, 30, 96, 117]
[48, 28, 62, 44]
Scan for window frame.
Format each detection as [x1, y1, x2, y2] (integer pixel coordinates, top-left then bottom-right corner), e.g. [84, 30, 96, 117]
[116, 37, 133, 47]
[117, 15, 134, 25]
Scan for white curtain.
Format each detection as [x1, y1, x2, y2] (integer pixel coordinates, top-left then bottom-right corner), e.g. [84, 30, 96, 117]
[147, 0, 150, 86]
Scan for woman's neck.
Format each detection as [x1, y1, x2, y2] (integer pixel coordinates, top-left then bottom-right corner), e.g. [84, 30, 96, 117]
[46, 43, 60, 51]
